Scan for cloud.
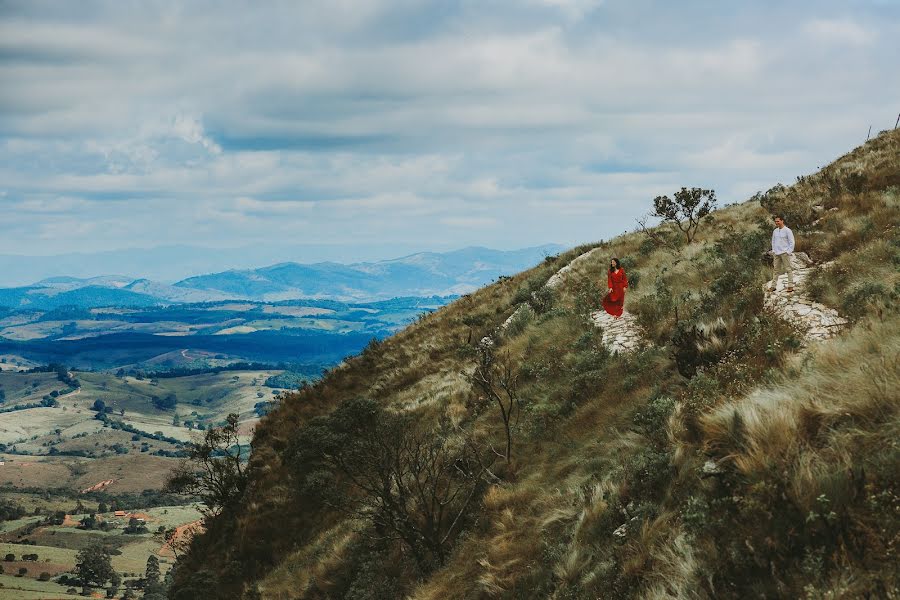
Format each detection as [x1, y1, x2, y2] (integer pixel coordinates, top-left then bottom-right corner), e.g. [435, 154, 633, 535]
[803, 18, 876, 46]
[0, 0, 898, 262]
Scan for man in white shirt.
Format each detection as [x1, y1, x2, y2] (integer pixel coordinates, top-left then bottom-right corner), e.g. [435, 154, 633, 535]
[769, 214, 795, 293]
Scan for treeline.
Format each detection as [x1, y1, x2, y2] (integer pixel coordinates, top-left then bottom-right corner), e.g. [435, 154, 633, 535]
[0, 485, 193, 511]
[25, 362, 80, 388]
[94, 412, 186, 447]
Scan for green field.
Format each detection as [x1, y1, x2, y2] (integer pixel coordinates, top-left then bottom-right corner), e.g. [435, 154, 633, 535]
[0, 503, 202, 598]
[0, 574, 74, 600]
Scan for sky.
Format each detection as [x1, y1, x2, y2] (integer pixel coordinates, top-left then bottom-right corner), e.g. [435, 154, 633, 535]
[1, 0, 898, 274]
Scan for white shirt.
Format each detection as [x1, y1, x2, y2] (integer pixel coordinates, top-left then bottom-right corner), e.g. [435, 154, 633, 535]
[772, 226, 794, 255]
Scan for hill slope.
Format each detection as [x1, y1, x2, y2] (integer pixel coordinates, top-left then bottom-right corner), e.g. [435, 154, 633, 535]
[167, 130, 899, 600]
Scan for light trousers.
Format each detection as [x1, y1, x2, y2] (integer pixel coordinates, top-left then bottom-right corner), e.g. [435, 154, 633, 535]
[771, 252, 794, 288]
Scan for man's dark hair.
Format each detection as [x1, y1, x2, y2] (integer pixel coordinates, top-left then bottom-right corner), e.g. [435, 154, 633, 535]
[773, 214, 785, 221]
[609, 257, 622, 273]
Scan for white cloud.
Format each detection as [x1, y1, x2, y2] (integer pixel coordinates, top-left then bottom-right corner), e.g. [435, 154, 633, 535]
[803, 19, 876, 46]
[0, 1, 898, 260]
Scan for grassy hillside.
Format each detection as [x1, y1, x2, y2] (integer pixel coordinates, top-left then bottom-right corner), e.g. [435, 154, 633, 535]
[168, 130, 899, 600]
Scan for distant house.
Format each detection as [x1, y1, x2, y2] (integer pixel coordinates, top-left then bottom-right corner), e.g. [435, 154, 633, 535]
[0, 461, 5, 466]
[114, 510, 127, 517]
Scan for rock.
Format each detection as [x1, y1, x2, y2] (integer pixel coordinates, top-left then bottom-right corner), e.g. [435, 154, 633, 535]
[613, 523, 628, 539]
[702, 459, 724, 476]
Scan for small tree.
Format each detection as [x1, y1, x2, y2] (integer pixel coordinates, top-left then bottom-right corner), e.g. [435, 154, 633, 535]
[75, 543, 114, 592]
[145, 554, 164, 597]
[651, 187, 717, 243]
[471, 339, 520, 464]
[165, 413, 247, 517]
[145, 554, 161, 585]
[292, 398, 488, 573]
[124, 517, 148, 534]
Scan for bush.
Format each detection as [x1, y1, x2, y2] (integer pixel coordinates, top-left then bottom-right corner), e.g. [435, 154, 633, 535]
[841, 281, 894, 320]
[755, 183, 817, 231]
[527, 286, 556, 314]
[503, 305, 533, 337]
[632, 395, 676, 444]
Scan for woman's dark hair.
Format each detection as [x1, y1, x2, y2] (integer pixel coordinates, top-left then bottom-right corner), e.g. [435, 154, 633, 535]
[609, 257, 621, 273]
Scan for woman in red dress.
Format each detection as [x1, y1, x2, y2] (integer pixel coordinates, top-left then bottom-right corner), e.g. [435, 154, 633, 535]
[602, 257, 628, 318]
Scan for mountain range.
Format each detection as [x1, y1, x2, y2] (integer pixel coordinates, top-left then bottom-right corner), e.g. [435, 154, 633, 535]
[0, 245, 565, 310]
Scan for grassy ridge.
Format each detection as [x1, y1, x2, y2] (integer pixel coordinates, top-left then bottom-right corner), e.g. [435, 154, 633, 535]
[169, 130, 899, 599]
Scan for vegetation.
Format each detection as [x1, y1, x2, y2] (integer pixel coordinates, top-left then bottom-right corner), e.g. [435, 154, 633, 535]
[165, 414, 249, 517]
[650, 186, 717, 243]
[158, 131, 899, 598]
[74, 543, 114, 591]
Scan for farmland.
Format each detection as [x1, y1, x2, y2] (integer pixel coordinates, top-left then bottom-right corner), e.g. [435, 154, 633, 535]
[0, 365, 279, 598]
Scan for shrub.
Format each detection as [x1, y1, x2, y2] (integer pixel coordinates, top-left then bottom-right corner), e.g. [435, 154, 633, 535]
[528, 286, 556, 315]
[504, 305, 534, 337]
[755, 184, 817, 231]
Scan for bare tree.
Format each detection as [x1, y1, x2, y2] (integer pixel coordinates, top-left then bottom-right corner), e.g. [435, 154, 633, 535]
[471, 338, 520, 464]
[165, 413, 247, 518]
[651, 187, 717, 243]
[292, 399, 487, 573]
[636, 215, 684, 257]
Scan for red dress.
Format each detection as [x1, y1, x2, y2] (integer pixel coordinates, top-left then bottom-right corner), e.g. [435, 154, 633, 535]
[602, 268, 628, 317]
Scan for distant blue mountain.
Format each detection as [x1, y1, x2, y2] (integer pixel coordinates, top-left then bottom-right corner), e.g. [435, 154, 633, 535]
[0, 244, 565, 309]
[173, 245, 565, 301]
[0, 285, 163, 311]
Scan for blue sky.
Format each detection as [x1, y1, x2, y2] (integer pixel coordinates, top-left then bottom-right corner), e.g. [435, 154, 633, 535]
[1, 0, 898, 267]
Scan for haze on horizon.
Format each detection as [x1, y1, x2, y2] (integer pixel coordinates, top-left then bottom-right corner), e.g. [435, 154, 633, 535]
[2, 0, 898, 274]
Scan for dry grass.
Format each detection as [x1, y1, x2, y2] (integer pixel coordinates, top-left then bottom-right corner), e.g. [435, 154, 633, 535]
[699, 317, 898, 503]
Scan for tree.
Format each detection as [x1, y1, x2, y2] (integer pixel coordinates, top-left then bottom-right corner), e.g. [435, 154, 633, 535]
[75, 543, 114, 591]
[471, 339, 520, 464]
[92, 399, 106, 413]
[145, 555, 165, 597]
[153, 393, 177, 411]
[124, 517, 148, 534]
[651, 187, 717, 243]
[78, 513, 98, 530]
[145, 554, 161, 585]
[165, 413, 247, 517]
[292, 398, 488, 572]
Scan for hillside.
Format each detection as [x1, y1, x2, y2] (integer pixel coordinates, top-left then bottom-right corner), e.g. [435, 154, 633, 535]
[167, 130, 899, 600]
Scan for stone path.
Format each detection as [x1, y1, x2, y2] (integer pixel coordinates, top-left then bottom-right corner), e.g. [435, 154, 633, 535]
[763, 253, 848, 342]
[545, 247, 606, 289]
[589, 309, 641, 354]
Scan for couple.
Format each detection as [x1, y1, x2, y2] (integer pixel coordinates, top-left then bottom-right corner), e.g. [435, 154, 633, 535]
[600, 215, 795, 318]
